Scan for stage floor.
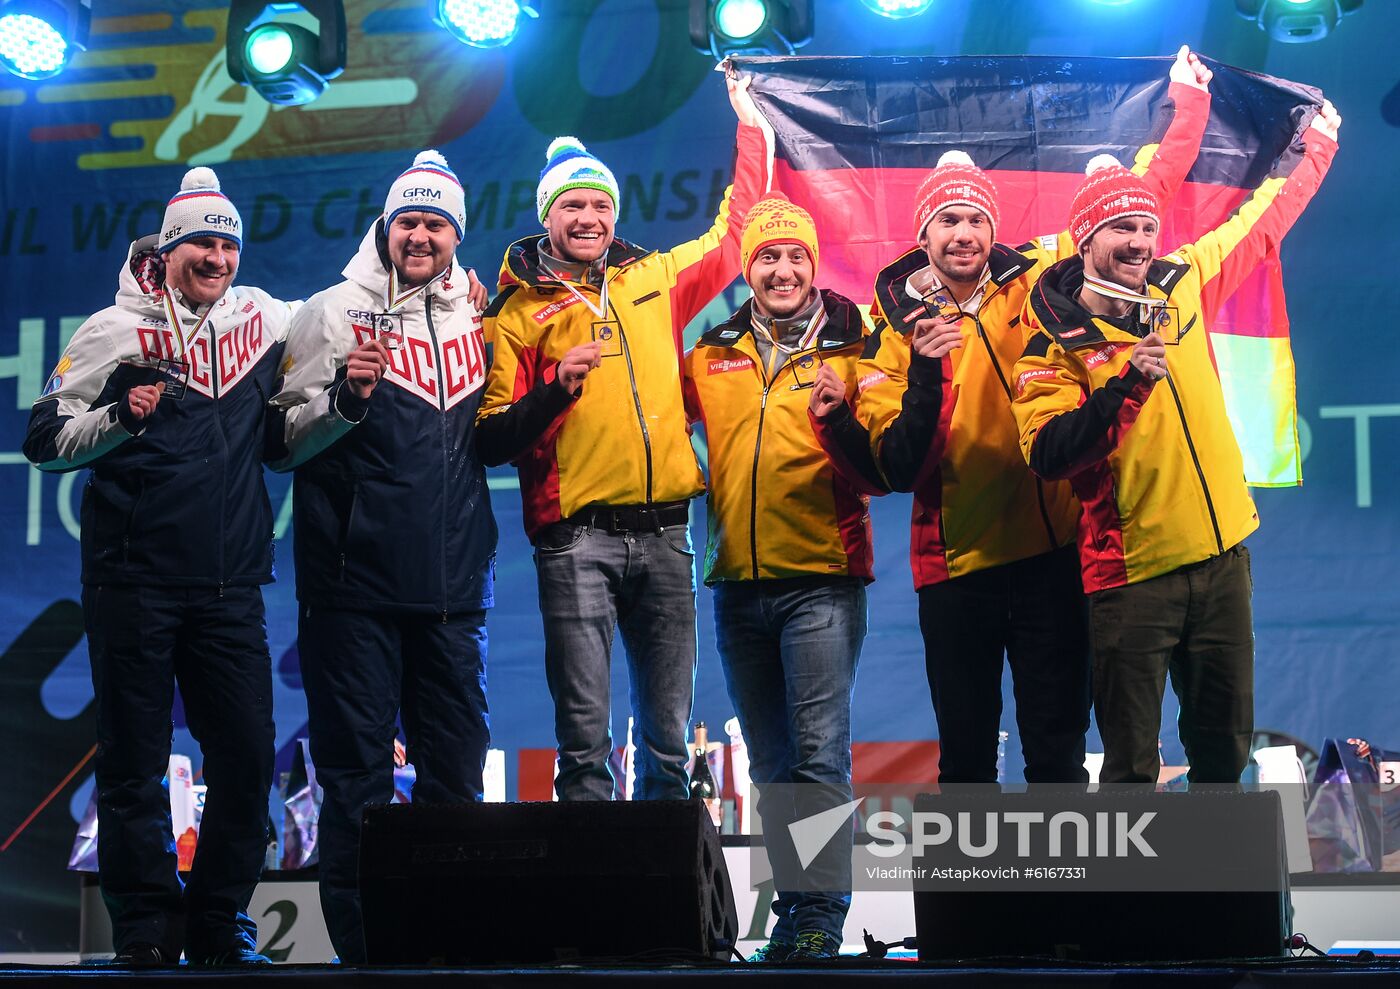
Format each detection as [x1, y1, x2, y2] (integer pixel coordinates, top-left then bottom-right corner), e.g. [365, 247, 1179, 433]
[4, 958, 1400, 986]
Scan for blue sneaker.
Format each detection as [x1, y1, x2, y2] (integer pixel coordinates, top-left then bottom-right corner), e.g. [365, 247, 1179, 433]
[193, 947, 272, 965]
[788, 930, 840, 960]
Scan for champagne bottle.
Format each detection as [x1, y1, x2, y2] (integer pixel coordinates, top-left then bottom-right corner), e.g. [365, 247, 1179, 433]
[689, 723, 721, 826]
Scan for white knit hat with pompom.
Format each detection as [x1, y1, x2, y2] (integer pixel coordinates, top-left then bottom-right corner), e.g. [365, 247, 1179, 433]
[159, 166, 243, 253]
[384, 149, 465, 240]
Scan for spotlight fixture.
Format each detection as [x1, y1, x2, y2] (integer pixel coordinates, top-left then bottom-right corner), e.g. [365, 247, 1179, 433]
[1234, 0, 1362, 43]
[858, 0, 934, 17]
[434, 0, 537, 49]
[0, 0, 90, 81]
[226, 0, 346, 106]
[689, 0, 813, 58]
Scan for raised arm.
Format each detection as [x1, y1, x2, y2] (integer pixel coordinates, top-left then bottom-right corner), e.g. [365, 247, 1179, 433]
[662, 76, 773, 336]
[1180, 101, 1339, 323]
[1133, 45, 1213, 209]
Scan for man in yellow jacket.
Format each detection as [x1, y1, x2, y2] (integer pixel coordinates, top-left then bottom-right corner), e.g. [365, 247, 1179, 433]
[846, 48, 1212, 786]
[1012, 101, 1340, 786]
[682, 195, 878, 961]
[477, 75, 769, 801]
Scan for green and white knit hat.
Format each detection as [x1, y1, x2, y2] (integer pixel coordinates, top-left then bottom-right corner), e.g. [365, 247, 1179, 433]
[536, 136, 620, 223]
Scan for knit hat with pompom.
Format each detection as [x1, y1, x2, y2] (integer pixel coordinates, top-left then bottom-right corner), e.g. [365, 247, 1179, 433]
[159, 166, 242, 253]
[536, 136, 620, 223]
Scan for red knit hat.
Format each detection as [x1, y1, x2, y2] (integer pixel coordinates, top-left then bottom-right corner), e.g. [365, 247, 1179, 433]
[912, 150, 1000, 242]
[1068, 155, 1160, 250]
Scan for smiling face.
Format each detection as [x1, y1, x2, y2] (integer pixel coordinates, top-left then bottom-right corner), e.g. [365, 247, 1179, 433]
[1081, 215, 1159, 291]
[163, 236, 239, 305]
[747, 242, 814, 319]
[544, 189, 616, 264]
[920, 205, 992, 290]
[387, 211, 459, 287]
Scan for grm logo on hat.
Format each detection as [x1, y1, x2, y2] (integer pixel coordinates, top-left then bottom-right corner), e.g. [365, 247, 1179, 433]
[203, 213, 240, 230]
[402, 188, 442, 199]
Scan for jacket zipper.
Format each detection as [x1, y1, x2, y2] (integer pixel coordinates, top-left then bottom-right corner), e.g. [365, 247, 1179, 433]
[1165, 375, 1224, 555]
[974, 312, 1059, 550]
[749, 381, 771, 582]
[613, 298, 654, 503]
[209, 314, 227, 596]
[425, 296, 450, 621]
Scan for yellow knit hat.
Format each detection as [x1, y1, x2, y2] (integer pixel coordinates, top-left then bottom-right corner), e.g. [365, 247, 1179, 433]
[740, 193, 819, 284]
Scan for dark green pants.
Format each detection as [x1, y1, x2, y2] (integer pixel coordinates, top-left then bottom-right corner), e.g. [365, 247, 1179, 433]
[1089, 545, 1254, 786]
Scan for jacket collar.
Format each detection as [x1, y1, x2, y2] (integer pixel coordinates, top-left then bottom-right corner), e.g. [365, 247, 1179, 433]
[1028, 255, 1191, 350]
[341, 220, 471, 305]
[872, 242, 1037, 334]
[500, 233, 652, 290]
[697, 288, 864, 352]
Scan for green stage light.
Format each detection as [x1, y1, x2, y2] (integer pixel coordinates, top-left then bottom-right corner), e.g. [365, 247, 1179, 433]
[226, 1, 346, 106]
[245, 23, 294, 75]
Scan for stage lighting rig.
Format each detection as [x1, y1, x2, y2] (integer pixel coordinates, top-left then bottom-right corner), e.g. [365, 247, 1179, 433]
[0, 0, 89, 81]
[859, 0, 934, 17]
[434, 0, 537, 50]
[689, 0, 812, 58]
[226, 0, 345, 106]
[1234, 0, 1362, 43]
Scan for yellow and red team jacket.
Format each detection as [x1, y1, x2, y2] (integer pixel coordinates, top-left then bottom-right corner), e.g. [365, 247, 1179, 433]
[477, 123, 768, 541]
[683, 290, 879, 584]
[1012, 126, 1337, 593]
[853, 81, 1210, 589]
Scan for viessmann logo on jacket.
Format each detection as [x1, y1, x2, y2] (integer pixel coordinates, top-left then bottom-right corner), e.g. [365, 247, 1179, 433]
[136, 308, 272, 397]
[349, 317, 487, 411]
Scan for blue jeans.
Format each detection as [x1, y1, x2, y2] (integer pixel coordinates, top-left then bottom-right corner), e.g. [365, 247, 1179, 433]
[534, 521, 698, 801]
[713, 576, 865, 946]
[299, 606, 490, 963]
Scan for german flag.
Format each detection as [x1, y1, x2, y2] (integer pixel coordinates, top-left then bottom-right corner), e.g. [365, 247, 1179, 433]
[735, 54, 1323, 487]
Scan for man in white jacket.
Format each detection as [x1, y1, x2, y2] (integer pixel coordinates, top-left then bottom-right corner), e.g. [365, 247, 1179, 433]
[24, 167, 295, 966]
[267, 150, 493, 964]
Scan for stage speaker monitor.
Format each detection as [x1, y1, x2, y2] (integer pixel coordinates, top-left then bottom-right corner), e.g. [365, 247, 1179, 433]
[360, 799, 738, 964]
[912, 789, 1290, 962]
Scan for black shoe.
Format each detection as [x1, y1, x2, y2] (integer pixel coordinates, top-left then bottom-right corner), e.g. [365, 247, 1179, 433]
[111, 944, 175, 966]
[193, 947, 272, 965]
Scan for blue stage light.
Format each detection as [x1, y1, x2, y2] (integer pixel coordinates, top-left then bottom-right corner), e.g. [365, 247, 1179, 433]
[859, 0, 935, 17]
[436, 0, 533, 49]
[0, 0, 89, 81]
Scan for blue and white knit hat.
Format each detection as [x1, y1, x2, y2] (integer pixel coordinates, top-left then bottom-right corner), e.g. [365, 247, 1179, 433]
[159, 167, 242, 253]
[536, 137, 620, 223]
[384, 149, 465, 240]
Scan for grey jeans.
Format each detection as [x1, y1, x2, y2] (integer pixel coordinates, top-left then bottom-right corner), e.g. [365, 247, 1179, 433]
[534, 521, 698, 800]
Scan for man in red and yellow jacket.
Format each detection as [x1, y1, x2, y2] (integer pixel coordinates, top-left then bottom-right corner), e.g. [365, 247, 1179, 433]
[1012, 101, 1340, 785]
[843, 48, 1212, 785]
[682, 196, 878, 961]
[477, 75, 769, 802]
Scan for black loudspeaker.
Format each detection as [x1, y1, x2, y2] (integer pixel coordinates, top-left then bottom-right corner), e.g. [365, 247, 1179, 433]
[360, 800, 738, 964]
[913, 791, 1290, 962]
